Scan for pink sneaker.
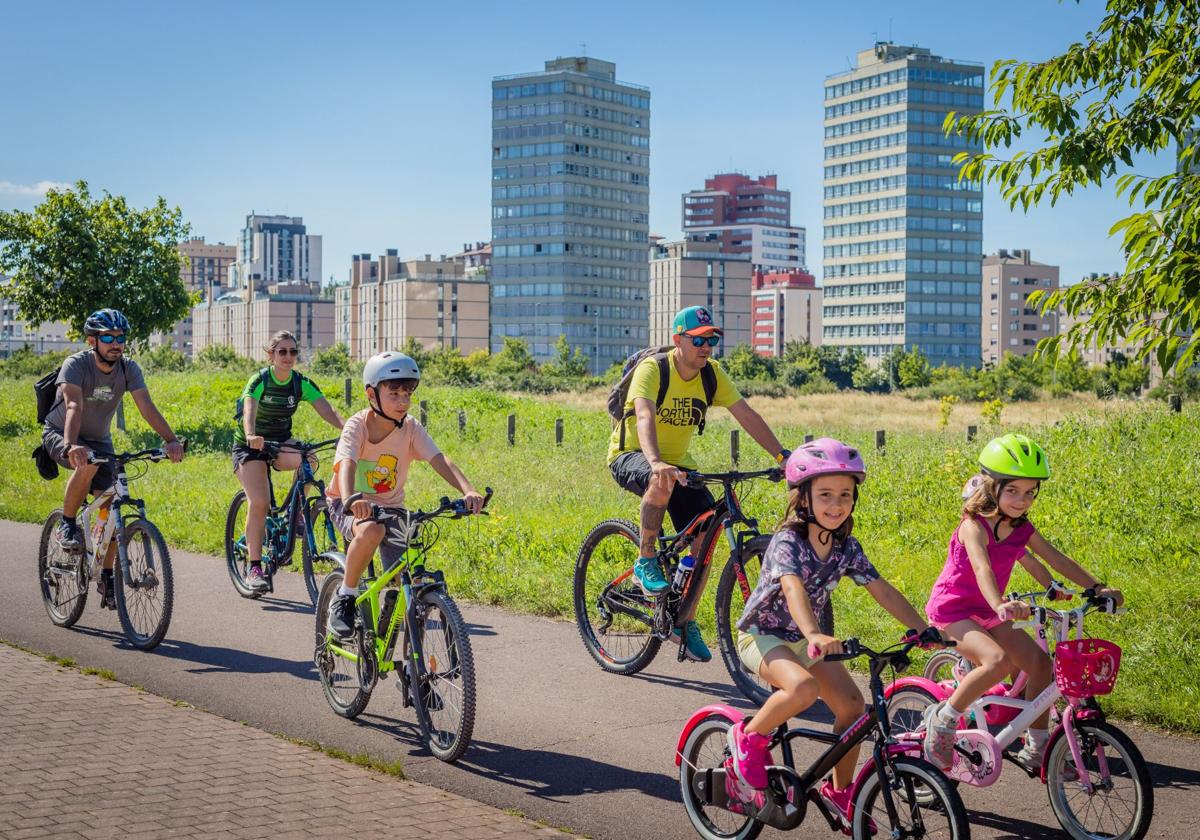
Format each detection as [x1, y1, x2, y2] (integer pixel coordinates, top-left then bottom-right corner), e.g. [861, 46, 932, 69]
[727, 720, 770, 789]
[819, 780, 876, 836]
[723, 757, 765, 814]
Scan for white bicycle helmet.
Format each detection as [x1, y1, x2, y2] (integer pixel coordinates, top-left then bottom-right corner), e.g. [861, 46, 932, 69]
[363, 351, 420, 388]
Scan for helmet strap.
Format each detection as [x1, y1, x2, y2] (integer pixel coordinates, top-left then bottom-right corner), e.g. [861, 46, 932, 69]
[367, 386, 406, 429]
[798, 484, 857, 547]
[90, 340, 116, 372]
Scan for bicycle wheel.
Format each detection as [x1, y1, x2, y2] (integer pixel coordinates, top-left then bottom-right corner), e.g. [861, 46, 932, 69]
[852, 756, 969, 840]
[887, 684, 940, 737]
[113, 519, 174, 651]
[407, 587, 476, 763]
[715, 535, 835, 705]
[314, 570, 372, 719]
[301, 496, 338, 608]
[923, 650, 963, 684]
[38, 510, 88, 627]
[1046, 719, 1153, 840]
[573, 519, 662, 675]
[678, 713, 762, 840]
[224, 490, 264, 600]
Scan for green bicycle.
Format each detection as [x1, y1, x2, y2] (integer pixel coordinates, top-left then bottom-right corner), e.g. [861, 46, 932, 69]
[313, 488, 491, 763]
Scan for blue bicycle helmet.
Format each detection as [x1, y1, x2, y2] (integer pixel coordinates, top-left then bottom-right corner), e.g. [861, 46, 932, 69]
[84, 308, 130, 335]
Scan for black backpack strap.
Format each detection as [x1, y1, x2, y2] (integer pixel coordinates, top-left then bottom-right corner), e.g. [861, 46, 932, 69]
[654, 354, 671, 410]
[697, 363, 718, 435]
[292, 370, 305, 402]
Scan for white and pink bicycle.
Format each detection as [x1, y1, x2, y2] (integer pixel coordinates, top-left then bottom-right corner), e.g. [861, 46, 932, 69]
[885, 584, 1153, 840]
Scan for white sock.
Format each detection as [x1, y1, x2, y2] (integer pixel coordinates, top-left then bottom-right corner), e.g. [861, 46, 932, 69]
[937, 702, 963, 725]
[339, 584, 357, 597]
[1026, 727, 1049, 750]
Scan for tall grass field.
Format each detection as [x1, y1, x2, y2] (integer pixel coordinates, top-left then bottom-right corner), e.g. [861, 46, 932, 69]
[1, 370, 1196, 731]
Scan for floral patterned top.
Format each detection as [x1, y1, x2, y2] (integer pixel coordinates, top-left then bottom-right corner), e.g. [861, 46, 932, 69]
[737, 527, 880, 642]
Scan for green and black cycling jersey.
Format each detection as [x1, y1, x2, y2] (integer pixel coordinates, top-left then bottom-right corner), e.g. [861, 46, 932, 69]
[234, 368, 323, 445]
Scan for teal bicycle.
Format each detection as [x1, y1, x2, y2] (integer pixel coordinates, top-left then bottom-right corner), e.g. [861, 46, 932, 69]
[313, 488, 491, 763]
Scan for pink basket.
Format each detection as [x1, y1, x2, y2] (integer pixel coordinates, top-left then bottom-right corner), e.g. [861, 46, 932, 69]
[1054, 638, 1122, 698]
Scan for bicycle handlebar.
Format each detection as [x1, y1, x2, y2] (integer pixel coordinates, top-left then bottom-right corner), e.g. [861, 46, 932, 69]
[260, 438, 340, 455]
[346, 487, 493, 525]
[818, 631, 956, 668]
[682, 467, 784, 485]
[88, 438, 189, 465]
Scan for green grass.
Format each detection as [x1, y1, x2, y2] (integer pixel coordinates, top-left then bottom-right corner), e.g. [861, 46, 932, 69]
[2, 371, 1198, 730]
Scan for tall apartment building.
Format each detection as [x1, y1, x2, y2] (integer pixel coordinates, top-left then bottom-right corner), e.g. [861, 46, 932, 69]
[0, 274, 73, 356]
[229, 213, 322, 294]
[152, 238, 237, 353]
[751, 270, 823, 357]
[190, 290, 333, 360]
[648, 239, 751, 348]
[335, 252, 490, 360]
[683, 173, 806, 272]
[451, 241, 492, 277]
[981, 249, 1059, 365]
[822, 42, 985, 366]
[492, 55, 650, 371]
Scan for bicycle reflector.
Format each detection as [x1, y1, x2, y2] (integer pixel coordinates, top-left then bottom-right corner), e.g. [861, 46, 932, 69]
[1054, 639, 1122, 698]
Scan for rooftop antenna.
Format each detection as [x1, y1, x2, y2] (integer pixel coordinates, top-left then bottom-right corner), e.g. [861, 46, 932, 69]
[889, 17, 893, 41]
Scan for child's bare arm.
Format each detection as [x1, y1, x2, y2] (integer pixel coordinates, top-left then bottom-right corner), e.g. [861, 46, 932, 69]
[864, 578, 929, 632]
[1016, 550, 1055, 589]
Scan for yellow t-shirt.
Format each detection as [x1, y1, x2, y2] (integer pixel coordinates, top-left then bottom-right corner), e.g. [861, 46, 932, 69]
[606, 349, 742, 470]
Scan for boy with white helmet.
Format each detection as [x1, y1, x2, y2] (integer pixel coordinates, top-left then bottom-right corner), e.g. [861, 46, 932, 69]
[324, 351, 484, 637]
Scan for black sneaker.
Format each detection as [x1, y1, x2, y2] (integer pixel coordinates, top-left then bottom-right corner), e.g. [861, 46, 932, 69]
[97, 572, 116, 610]
[327, 594, 356, 638]
[56, 518, 82, 552]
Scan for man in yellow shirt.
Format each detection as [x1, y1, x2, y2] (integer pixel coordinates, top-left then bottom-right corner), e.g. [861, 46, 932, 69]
[608, 305, 788, 661]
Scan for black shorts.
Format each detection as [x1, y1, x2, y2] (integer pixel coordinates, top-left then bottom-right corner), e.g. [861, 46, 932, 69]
[609, 451, 716, 533]
[42, 428, 116, 495]
[231, 439, 296, 473]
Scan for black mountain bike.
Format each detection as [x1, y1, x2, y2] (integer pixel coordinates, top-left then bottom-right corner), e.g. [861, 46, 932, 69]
[574, 467, 833, 699]
[677, 636, 970, 840]
[38, 443, 184, 650]
[224, 438, 340, 607]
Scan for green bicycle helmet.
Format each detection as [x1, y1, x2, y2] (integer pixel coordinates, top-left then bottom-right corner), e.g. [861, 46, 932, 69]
[978, 433, 1050, 481]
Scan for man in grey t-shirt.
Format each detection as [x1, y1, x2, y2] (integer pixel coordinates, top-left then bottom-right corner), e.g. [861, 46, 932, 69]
[42, 309, 184, 605]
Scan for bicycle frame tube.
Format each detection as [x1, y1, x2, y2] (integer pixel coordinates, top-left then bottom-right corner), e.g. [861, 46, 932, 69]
[328, 546, 422, 674]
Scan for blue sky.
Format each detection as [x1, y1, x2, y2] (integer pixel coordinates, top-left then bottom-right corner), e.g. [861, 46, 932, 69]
[2, 0, 1165, 288]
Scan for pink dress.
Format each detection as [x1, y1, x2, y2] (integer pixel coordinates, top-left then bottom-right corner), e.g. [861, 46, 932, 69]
[925, 514, 1034, 630]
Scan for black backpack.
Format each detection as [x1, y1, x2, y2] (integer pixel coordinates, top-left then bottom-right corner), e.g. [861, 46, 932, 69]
[234, 367, 305, 422]
[608, 347, 717, 450]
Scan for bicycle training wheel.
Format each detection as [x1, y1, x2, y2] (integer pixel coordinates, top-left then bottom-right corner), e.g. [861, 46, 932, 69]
[114, 519, 174, 651]
[38, 509, 88, 627]
[314, 570, 372, 719]
[573, 519, 662, 675]
[301, 496, 338, 608]
[678, 713, 762, 840]
[715, 535, 835, 705]
[224, 490, 264, 600]
[852, 756, 969, 840]
[407, 587, 476, 763]
[1045, 719, 1153, 840]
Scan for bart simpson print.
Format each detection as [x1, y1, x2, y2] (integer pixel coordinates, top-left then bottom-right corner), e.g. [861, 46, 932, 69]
[364, 454, 398, 494]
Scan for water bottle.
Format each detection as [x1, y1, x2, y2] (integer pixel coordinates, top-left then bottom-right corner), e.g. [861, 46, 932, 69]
[671, 554, 696, 591]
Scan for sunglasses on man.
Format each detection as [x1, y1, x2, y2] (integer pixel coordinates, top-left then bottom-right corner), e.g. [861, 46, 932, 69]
[690, 335, 721, 348]
[97, 333, 127, 345]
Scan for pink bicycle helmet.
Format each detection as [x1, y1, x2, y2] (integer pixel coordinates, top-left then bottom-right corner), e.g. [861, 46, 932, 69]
[784, 438, 867, 486]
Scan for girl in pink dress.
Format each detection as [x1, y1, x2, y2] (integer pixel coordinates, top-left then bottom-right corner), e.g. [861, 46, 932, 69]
[922, 433, 1122, 771]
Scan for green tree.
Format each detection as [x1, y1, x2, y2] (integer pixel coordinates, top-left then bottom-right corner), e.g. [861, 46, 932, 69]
[400, 337, 432, 369]
[542, 334, 589, 378]
[310, 342, 353, 377]
[950, 0, 1200, 374]
[897, 346, 933, 388]
[492, 336, 535, 376]
[0, 181, 193, 345]
[135, 343, 189, 373]
[195, 343, 253, 371]
[1095, 350, 1150, 397]
[721, 343, 774, 381]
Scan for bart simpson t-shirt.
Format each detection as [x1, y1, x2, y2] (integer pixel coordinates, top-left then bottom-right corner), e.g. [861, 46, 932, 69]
[327, 409, 440, 509]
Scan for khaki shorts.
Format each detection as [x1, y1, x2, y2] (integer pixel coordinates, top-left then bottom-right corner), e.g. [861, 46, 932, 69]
[737, 628, 825, 676]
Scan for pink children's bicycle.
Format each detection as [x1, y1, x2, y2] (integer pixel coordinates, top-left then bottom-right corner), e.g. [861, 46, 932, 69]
[885, 585, 1153, 840]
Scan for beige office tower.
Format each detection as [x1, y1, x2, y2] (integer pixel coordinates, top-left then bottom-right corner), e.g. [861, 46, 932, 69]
[153, 238, 237, 353]
[336, 252, 490, 360]
[981, 249, 1060, 365]
[823, 43, 985, 366]
[648, 239, 751, 347]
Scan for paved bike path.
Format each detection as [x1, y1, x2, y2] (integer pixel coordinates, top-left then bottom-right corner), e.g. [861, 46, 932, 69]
[0, 519, 1196, 839]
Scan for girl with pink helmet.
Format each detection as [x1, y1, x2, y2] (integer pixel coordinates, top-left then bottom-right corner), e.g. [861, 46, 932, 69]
[725, 437, 944, 827]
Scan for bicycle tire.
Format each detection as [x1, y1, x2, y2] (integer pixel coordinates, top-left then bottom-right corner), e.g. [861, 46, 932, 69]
[406, 587, 476, 763]
[1046, 719, 1153, 840]
[38, 509, 88, 627]
[885, 684, 940, 738]
[573, 518, 662, 675]
[114, 518, 174, 651]
[301, 496, 337, 608]
[314, 569, 372, 719]
[852, 756, 969, 840]
[678, 713, 763, 840]
[715, 535, 834, 705]
[224, 490, 263, 600]
[922, 650, 963, 684]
